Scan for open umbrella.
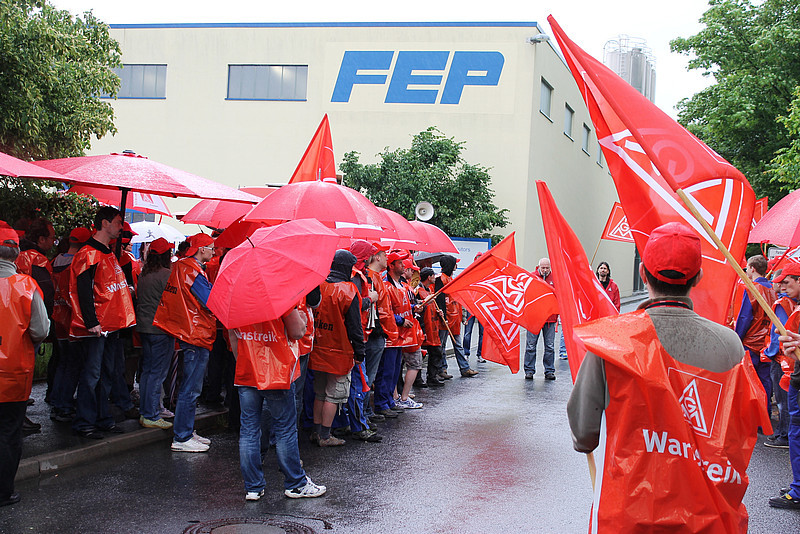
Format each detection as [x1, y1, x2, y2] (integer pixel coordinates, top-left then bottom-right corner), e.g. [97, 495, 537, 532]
[182, 196, 264, 228]
[68, 185, 172, 217]
[129, 221, 186, 245]
[0, 150, 70, 180]
[213, 216, 268, 249]
[749, 190, 800, 246]
[207, 219, 340, 329]
[407, 220, 459, 253]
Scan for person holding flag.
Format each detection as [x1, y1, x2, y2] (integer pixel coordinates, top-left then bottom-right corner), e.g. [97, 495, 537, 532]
[567, 222, 770, 533]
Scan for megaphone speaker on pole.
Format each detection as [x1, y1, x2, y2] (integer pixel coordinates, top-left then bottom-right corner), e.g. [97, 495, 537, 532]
[415, 201, 434, 221]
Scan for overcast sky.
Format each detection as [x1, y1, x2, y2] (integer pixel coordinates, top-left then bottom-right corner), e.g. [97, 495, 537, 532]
[51, 0, 715, 118]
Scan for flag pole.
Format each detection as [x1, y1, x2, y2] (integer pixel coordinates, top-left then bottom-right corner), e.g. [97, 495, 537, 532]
[675, 189, 797, 359]
[589, 238, 602, 267]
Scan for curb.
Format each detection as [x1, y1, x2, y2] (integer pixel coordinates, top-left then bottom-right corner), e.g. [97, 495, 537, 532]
[16, 410, 228, 483]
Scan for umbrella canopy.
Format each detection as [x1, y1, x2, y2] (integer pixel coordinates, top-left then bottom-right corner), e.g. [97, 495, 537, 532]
[207, 219, 340, 329]
[68, 185, 172, 217]
[34, 152, 259, 203]
[182, 196, 263, 228]
[407, 220, 459, 253]
[213, 216, 268, 249]
[0, 150, 70, 181]
[129, 221, 186, 245]
[749, 190, 800, 246]
[377, 207, 422, 242]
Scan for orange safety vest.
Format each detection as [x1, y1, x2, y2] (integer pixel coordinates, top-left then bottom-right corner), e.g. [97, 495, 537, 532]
[233, 319, 300, 390]
[297, 300, 314, 356]
[0, 274, 41, 402]
[437, 273, 462, 335]
[153, 257, 216, 349]
[309, 280, 360, 375]
[51, 262, 72, 340]
[416, 283, 441, 346]
[15, 248, 53, 277]
[366, 267, 398, 343]
[574, 311, 770, 534]
[384, 274, 418, 348]
[69, 247, 135, 337]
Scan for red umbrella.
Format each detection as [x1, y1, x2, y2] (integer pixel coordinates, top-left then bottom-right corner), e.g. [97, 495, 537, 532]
[377, 207, 422, 242]
[182, 195, 265, 228]
[207, 219, 340, 329]
[0, 150, 70, 181]
[213, 216, 268, 249]
[407, 220, 459, 253]
[749, 190, 800, 246]
[68, 185, 172, 217]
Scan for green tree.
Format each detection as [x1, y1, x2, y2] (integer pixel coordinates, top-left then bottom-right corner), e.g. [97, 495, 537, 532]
[0, 0, 121, 160]
[340, 127, 509, 243]
[770, 87, 800, 187]
[670, 0, 800, 201]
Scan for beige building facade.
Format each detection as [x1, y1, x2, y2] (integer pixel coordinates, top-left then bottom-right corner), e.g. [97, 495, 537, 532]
[94, 21, 636, 296]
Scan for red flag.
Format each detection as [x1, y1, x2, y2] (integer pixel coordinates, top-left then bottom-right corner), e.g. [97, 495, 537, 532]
[548, 16, 755, 324]
[537, 181, 619, 381]
[752, 197, 768, 228]
[288, 114, 337, 184]
[600, 202, 634, 243]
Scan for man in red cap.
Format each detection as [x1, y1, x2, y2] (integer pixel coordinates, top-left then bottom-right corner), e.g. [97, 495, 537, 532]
[567, 222, 769, 532]
[154, 232, 217, 452]
[0, 221, 49, 507]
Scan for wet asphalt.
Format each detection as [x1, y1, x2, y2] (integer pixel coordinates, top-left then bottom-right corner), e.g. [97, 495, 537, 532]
[4, 343, 799, 534]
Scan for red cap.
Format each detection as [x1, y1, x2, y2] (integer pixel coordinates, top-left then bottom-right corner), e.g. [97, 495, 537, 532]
[387, 251, 408, 265]
[69, 227, 92, 244]
[149, 237, 173, 255]
[773, 263, 800, 283]
[185, 233, 214, 257]
[122, 221, 138, 235]
[642, 223, 702, 285]
[402, 258, 419, 271]
[372, 242, 390, 252]
[349, 240, 377, 263]
[0, 220, 19, 247]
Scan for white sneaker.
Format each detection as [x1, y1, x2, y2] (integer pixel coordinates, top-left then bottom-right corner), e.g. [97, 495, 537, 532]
[245, 489, 264, 501]
[397, 398, 423, 409]
[160, 408, 175, 418]
[284, 476, 327, 499]
[171, 439, 209, 453]
[192, 431, 211, 445]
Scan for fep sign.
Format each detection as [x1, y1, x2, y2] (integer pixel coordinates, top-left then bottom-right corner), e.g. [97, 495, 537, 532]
[331, 51, 504, 104]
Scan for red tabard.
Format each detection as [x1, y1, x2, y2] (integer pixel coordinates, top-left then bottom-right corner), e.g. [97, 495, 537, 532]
[437, 273, 462, 335]
[777, 308, 800, 391]
[0, 274, 40, 402]
[309, 281, 360, 375]
[297, 300, 314, 355]
[574, 311, 769, 534]
[233, 319, 300, 390]
[118, 251, 141, 289]
[384, 275, 417, 348]
[51, 264, 72, 340]
[15, 249, 53, 277]
[741, 281, 777, 352]
[153, 258, 216, 350]
[69, 247, 135, 337]
[367, 268, 398, 343]
[416, 283, 441, 347]
[352, 268, 370, 340]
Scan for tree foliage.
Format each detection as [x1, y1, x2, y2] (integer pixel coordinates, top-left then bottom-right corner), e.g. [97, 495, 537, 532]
[670, 0, 800, 201]
[0, 0, 121, 160]
[770, 87, 800, 187]
[340, 127, 509, 243]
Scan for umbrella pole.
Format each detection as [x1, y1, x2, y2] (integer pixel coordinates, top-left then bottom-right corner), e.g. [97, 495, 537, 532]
[116, 187, 129, 258]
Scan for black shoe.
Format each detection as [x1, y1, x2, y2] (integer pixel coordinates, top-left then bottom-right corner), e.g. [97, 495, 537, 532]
[0, 493, 20, 507]
[332, 426, 351, 437]
[74, 428, 104, 439]
[413, 379, 428, 389]
[123, 408, 140, 420]
[50, 411, 73, 423]
[368, 413, 386, 423]
[376, 409, 398, 419]
[525, 372, 533, 380]
[764, 437, 789, 449]
[26, 398, 34, 406]
[769, 493, 800, 509]
[780, 487, 791, 496]
[545, 372, 556, 381]
[22, 416, 41, 432]
[99, 425, 124, 434]
[427, 377, 445, 387]
[368, 421, 378, 431]
[477, 357, 487, 363]
[353, 429, 383, 442]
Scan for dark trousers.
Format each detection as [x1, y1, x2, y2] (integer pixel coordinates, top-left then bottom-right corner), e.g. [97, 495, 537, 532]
[772, 359, 790, 440]
[749, 348, 772, 419]
[0, 401, 27, 499]
[423, 344, 444, 382]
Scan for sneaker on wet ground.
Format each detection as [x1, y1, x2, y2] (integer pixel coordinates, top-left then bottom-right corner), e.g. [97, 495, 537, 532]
[285, 477, 327, 499]
[140, 417, 173, 429]
[192, 431, 211, 445]
[460, 369, 478, 377]
[525, 372, 533, 380]
[545, 372, 556, 380]
[160, 408, 175, 418]
[764, 437, 790, 449]
[245, 489, 264, 501]
[171, 439, 209, 453]
[318, 435, 346, 447]
[396, 398, 423, 409]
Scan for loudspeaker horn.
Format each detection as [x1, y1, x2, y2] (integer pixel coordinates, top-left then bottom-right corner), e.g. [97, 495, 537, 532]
[415, 201, 435, 221]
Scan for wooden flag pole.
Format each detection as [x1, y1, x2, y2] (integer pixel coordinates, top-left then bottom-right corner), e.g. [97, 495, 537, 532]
[589, 238, 602, 267]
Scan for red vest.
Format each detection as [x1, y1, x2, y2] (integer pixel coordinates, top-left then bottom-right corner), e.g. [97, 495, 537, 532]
[118, 251, 141, 290]
[384, 275, 417, 348]
[575, 311, 769, 534]
[51, 262, 72, 340]
[437, 273, 462, 335]
[310, 281, 360, 375]
[778, 308, 800, 391]
[297, 300, 314, 355]
[367, 268, 398, 343]
[153, 258, 216, 349]
[0, 274, 40, 402]
[233, 319, 300, 390]
[416, 283, 441, 346]
[69, 247, 135, 337]
[15, 248, 52, 276]
[352, 268, 370, 341]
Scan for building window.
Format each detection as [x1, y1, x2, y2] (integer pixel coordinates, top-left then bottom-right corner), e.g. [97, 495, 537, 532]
[539, 78, 553, 119]
[596, 142, 604, 167]
[582, 124, 591, 155]
[227, 65, 308, 101]
[564, 104, 574, 139]
[106, 64, 167, 99]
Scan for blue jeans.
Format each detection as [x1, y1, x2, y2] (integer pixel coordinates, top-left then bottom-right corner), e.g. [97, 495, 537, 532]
[772, 360, 789, 440]
[374, 347, 402, 412]
[72, 335, 117, 431]
[239, 384, 306, 492]
[524, 322, 556, 374]
[363, 335, 385, 417]
[463, 315, 483, 358]
[439, 330, 470, 372]
[139, 333, 175, 420]
[173, 342, 210, 443]
[787, 385, 800, 499]
[559, 324, 567, 359]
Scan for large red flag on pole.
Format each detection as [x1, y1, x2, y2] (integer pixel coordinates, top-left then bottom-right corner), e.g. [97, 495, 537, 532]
[537, 181, 619, 381]
[288, 114, 337, 184]
[548, 16, 755, 324]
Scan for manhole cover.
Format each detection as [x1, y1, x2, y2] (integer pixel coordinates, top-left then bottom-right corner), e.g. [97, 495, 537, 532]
[183, 517, 319, 534]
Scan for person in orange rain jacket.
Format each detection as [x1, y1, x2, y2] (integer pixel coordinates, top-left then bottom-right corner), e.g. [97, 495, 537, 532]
[0, 222, 49, 507]
[394, 259, 424, 409]
[154, 233, 216, 453]
[69, 207, 135, 440]
[417, 267, 445, 387]
[435, 254, 478, 379]
[568, 222, 770, 533]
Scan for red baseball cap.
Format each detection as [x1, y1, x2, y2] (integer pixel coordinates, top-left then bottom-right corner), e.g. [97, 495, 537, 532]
[122, 221, 138, 235]
[773, 263, 800, 283]
[386, 251, 408, 265]
[69, 227, 92, 244]
[349, 240, 377, 263]
[372, 242, 390, 252]
[0, 220, 19, 247]
[149, 237, 173, 255]
[402, 258, 420, 271]
[642, 222, 702, 285]
[185, 233, 215, 257]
